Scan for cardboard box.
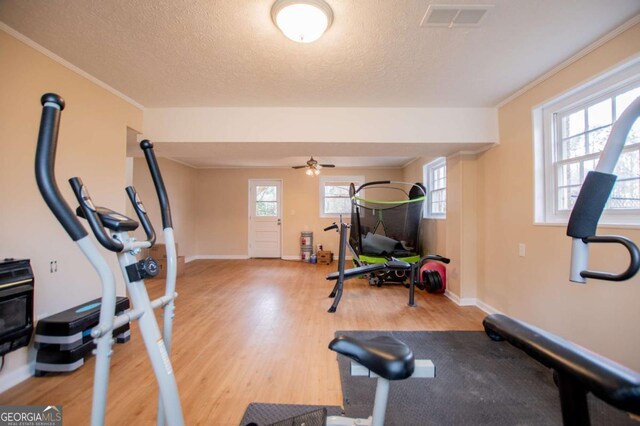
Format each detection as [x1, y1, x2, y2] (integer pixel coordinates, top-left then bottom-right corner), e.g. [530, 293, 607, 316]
[318, 250, 333, 265]
[147, 243, 179, 259]
[155, 256, 185, 279]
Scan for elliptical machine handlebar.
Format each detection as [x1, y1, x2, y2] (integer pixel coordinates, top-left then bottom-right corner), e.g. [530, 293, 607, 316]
[126, 186, 156, 246]
[35, 93, 88, 242]
[140, 140, 173, 229]
[69, 177, 125, 252]
[567, 95, 640, 283]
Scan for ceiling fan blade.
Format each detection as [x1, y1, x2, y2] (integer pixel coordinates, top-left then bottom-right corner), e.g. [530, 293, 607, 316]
[319, 164, 335, 168]
[292, 165, 307, 169]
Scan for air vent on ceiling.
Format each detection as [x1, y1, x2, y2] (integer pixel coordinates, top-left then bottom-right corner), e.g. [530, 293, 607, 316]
[420, 4, 493, 28]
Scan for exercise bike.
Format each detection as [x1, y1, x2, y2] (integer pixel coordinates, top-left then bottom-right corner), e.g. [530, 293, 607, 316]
[35, 93, 184, 426]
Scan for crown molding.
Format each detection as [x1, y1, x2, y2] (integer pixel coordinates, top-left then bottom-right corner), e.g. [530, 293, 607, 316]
[1, 22, 145, 110]
[496, 14, 640, 109]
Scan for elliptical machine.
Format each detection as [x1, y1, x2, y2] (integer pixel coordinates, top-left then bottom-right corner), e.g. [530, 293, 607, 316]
[35, 93, 184, 426]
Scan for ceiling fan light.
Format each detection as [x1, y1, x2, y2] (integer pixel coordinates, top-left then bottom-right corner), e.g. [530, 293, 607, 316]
[306, 168, 314, 176]
[313, 168, 321, 175]
[272, 0, 333, 43]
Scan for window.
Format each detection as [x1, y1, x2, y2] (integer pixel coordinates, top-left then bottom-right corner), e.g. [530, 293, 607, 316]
[423, 157, 446, 219]
[534, 58, 640, 226]
[255, 185, 278, 216]
[320, 176, 364, 217]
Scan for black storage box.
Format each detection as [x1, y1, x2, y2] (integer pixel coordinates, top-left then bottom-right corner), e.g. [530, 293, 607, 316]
[0, 259, 34, 357]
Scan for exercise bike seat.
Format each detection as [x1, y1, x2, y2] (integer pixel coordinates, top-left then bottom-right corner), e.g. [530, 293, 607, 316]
[329, 335, 415, 380]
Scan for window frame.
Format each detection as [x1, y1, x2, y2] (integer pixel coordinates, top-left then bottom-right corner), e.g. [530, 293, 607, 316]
[533, 57, 640, 227]
[423, 157, 447, 219]
[319, 175, 364, 218]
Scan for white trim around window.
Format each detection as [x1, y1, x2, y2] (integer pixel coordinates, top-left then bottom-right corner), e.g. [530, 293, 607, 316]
[423, 157, 447, 219]
[533, 56, 640, 227]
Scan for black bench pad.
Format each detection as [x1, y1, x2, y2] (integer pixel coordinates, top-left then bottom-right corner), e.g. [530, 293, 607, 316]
[483, 314, 640, 415]
[326, 264, 386, 281]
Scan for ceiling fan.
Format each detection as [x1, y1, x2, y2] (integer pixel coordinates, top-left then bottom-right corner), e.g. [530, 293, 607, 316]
[292, 157, 335, 175]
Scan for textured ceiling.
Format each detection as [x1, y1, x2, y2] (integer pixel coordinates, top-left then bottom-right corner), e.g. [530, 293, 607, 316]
[1, 0, 638, 108]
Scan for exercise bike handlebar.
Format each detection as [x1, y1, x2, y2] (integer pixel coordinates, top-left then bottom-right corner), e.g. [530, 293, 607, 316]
[69, 177, 124, 252]
[35, 93, 88, 242]
[140, 140, 173, 229]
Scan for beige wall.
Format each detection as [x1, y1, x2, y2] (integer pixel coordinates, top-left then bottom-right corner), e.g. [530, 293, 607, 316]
[2, 18, 637, 394]
[402, 157, 446, 256]
[476, 23, 640, 369]
[131, 157, 198, 259]
[403, 155, 481, 300]
[0, 31, 142, 387]
[195, 168, 403, 257]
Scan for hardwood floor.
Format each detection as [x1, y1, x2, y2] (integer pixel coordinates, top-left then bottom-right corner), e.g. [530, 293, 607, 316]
[0, 259, 486, 425]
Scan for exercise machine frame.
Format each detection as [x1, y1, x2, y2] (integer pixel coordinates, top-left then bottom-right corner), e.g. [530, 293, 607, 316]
[485, 95, 640, 425]
[35, 94, 184, 426]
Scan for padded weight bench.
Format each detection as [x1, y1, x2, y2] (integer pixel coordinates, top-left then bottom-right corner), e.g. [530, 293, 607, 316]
[326, 261, 411, 313]
[484, 314, 640, 425]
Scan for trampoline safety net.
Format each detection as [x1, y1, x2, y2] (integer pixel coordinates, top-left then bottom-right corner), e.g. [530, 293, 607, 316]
[349, 181, 426, 260]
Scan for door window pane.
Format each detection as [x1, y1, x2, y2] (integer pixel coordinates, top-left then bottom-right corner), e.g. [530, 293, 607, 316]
[256, 185, 277, 216]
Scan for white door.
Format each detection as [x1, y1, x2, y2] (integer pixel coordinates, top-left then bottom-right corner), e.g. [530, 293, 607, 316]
[249, 180, 282, 258]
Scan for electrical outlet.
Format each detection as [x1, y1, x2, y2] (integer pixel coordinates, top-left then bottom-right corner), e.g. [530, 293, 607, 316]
[50, 260, 58, 273]
[518, 243, 526, 257]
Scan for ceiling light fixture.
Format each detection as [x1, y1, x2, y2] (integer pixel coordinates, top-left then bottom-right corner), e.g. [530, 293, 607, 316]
[271, 0, 334, 43]
[305, 165, 321, 175]
[293, 157, 335, 176]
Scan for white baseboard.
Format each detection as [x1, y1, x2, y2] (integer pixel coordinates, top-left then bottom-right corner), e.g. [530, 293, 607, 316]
[459, 297, 477, 306]
[0, 363, 32, 394]
[475, 299, 503, 315]
[189, 254, 351, 262]
[444, 290, 503, 315]
[444, 290, 477, 306]
[444, 290, 461, 304]
[190, 255, 250, 260]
